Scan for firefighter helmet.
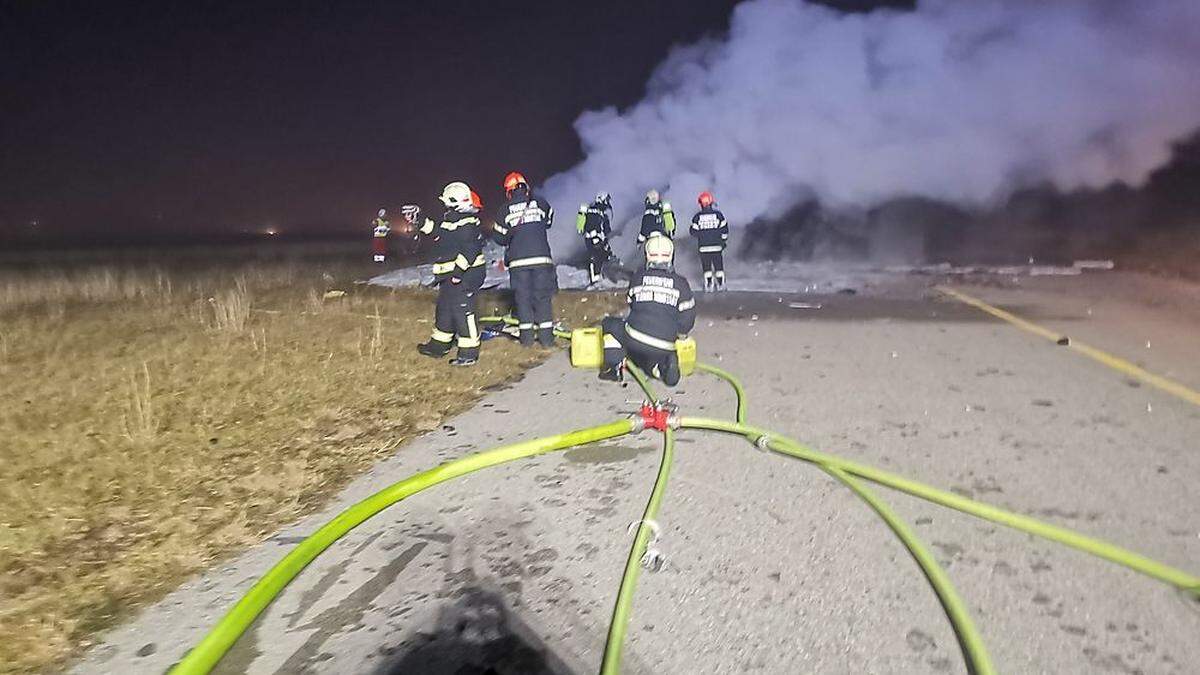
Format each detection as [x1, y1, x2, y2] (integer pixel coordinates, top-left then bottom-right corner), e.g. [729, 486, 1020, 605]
[698, 191, 715, 208]
[377, 208, 387, 218]
[440, 182, 478, 212]
[595, 192, 611, 208]
[644, 232, 674, 269]
[503, 171, 528, 197]
[645, 189, 660, 205]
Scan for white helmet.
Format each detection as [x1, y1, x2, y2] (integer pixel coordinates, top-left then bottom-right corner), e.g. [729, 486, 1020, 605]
[377, 208, 386, 218]
[439, 181, 476, 212]
[645, 189, 660, 205]
[644, 232, 674, 268]
[595, 192, 611, 208]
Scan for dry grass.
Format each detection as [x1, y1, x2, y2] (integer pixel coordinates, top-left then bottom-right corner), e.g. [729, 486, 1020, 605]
[0, 260, 622, 673]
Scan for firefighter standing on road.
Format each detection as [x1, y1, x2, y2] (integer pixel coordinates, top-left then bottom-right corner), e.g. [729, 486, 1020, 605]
[638, 189, 676, 245]
[690, 191, 730, 291]
[577, 192, 613, 285]
[371, 209, 391, 263]
[599, 233, 696, 386]
[401, 182, 486, 366]
[492, 171, 557, 347]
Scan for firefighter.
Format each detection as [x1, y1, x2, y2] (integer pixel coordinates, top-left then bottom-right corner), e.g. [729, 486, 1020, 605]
[492, 171, 557, 347]
[690, 191, 730, 291]
[599, 233, 696, 386]
[576, 192, 613, 285]
[401, 182, 486, 366]
[371, 208, 391, 263]
[638, 189, 676, 244]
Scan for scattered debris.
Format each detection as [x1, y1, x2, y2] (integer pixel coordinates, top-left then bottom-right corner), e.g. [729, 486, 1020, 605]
[1056, 336, 1071, 346]
[322, 289, 347, 300]
[1030, 266, 1082, 277]
[788, 302, 823, 309]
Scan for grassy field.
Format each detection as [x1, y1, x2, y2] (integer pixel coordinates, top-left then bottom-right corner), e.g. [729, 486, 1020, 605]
[0, 260, 621, 673]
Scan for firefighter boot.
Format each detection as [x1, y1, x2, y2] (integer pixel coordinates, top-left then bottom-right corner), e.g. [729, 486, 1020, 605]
[417, 341, 451, 358]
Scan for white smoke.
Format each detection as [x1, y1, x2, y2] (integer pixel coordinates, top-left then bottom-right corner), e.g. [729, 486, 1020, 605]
[543, 0, 1200, 258]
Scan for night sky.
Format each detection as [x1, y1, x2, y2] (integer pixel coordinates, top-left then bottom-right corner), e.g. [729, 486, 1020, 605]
[0, 0, 912, 248]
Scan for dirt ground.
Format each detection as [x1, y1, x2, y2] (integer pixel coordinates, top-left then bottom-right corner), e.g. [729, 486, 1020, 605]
[69, 269, 1200, 674]
[0, 262, 621, 674]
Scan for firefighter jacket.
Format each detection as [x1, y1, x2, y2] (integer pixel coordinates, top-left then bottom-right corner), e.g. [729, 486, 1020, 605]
[372, 217, 391, 238]
[690, 207, 729, 252]
[576, 201, 612, 249]
[624, 267, 697, 350]
[493, 189, 555, 268]
[640, 200, 676, 241]
[418, 210, 485, 282]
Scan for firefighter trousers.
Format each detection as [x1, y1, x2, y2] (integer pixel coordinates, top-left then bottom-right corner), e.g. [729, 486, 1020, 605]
[430, 268, 484, 359]
[510, 265, 557, 346]
[601, 316, 681, 386]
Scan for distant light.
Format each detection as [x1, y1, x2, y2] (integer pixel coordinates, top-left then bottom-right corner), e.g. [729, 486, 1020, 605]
[264, 228, 279, 236]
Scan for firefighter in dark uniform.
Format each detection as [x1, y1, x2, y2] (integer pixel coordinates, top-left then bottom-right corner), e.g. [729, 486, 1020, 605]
[372, 208, 391, 263]
[401, 182, 486, 366]
[638, 189, 676, 245]
[576, 192, 613, 285]
[690, 191, 730, 291]
[599, 234, 696, 386]
[492, 171, 556, 347]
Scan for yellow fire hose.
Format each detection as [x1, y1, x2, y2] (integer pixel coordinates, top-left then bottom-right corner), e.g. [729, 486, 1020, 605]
[172, 329, 1198, 674]
[170, 419, 639, 675]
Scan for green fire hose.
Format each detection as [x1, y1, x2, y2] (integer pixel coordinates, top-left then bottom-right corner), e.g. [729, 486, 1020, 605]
[679, 416, 1200, 595]
[170, 419, 638, 675]
[171, 331, 1198, 675]
[694, 363, 995, 674]
[600, 427, 676, 675]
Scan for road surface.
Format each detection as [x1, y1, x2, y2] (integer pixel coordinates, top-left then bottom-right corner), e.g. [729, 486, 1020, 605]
[74, 270, 1200, 674]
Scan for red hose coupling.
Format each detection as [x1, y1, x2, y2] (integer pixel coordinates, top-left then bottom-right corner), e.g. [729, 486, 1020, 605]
[638, 403, 672, 432]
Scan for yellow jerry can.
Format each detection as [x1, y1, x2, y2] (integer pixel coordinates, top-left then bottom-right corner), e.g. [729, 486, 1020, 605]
[676, 337, 697, 376]
[570, 327, 605, 369]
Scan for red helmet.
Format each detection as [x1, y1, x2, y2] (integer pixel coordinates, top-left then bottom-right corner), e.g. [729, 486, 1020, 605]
[470, 190, 483, 210]
[698, 191, 715, 208]
[503, 171, 528, 197]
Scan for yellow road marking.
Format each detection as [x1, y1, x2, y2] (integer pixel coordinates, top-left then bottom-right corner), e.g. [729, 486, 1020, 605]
[937, 286, 1200, 408]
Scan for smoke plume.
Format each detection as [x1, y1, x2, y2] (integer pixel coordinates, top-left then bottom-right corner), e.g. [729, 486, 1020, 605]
[542, 0, 1200, 261]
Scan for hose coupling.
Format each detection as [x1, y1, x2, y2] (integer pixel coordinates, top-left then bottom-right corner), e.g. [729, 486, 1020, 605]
[637, 403, 675, 432]
[627, 520, 667, 572]
[754, 434, 772, 452]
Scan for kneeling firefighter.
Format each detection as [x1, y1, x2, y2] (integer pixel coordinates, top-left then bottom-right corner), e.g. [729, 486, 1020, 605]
[402, 182, 486, 366]
[690, 191, 730, 291]
[599, 233, 696, 385]
[638, 189, 676, 244]
[492, 171, 557, 346]
[577, 192, 613, 285]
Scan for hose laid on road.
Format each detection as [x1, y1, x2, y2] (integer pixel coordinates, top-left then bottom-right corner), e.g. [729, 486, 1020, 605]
[695, 363, 996, 674]
[601, 427, 676, 675]
[679, 416, 1200, 595]
[479, 314, 573, 340]
[170, 419, 639, 675]
[175, 337, 1198, 674]
[695, 362, 747, 423]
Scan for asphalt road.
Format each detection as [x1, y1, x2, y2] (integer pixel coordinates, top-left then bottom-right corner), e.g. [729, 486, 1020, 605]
[73, 271, 1200, 674]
